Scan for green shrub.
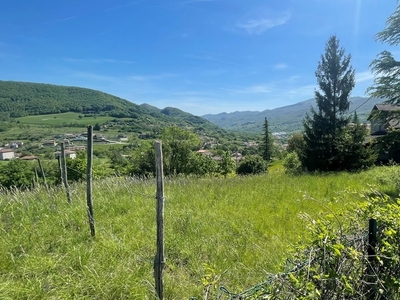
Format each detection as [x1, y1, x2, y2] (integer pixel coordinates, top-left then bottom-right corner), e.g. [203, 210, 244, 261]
[283, 152, 302, 175]
[263, 190, 400, 299]
[236, 155, 267, 175]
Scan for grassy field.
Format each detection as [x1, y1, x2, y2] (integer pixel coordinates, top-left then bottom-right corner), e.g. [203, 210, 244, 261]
[16, 112, 115, 126]
[0, 167, 396, 299]
[0, 112, 136, 152]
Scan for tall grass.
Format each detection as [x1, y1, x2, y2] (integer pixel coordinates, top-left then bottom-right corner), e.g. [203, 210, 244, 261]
[0, 167, 395, 299]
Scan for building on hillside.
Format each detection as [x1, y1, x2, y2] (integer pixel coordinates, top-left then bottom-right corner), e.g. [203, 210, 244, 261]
[62, 139, 73, 146]
[42, 140, 58, 147]
[368, 103, 400, 163]
[93, 134, 105, 141]
[231, 152, 243, 164]
[10, 141, 24, 148]
[197, 149, 212, 156]
[73, 136, 87, 141]
[54, 150, 77, 160]
[212, 155, 222, 162]
[243, 141, 258, 147]
[66, 145, 86, 151]
[370, 104, 400, 136]
[0, 148, 15, 160]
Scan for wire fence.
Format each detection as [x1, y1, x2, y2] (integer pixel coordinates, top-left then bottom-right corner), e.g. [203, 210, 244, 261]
[196, 231, 370, 300]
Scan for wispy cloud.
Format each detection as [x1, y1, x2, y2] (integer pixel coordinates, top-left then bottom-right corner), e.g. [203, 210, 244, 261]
[219, 72, 314, 101]
[236, 12, 291, 35]
[356, 70, 374, 83]
[274, 63, 288, 70]
[65, 58, 135, 65]
[185, 53, 241, 66]
[222, 84, 271, 94]
[286, 84, 315, 97]
[59, 16, 78, 22]
[128, 73, 177, 81]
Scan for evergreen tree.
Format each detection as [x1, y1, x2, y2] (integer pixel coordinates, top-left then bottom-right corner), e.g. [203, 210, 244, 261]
[303, 36, 355, 171]
[219, 151, 235, 177]
[93, 123, 101, 131]
[337, 112, 376, 170]
[261, 117, 273, 161]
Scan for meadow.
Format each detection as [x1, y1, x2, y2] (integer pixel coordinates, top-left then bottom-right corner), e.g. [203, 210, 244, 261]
[0, 167, 396, 299]
[16, 112, 115, 127]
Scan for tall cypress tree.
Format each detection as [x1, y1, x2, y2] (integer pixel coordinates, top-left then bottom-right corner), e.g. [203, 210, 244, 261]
[261, 117, 273, 161]
[303, 36, 355, 171]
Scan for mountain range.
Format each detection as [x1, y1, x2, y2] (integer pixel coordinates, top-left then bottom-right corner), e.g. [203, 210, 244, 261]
[202, 97, 382, 133]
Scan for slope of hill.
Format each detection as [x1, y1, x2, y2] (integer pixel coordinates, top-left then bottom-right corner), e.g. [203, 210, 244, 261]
[0, 80, 146, 118]
[202, 97, 382, 133]
[0, 80, 226, 138]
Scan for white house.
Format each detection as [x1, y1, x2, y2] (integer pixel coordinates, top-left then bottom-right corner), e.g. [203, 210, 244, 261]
[0, 148, 15, 160]
[54, 150, 77, 160]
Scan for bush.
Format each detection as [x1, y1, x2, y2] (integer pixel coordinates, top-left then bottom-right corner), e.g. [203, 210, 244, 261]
[236, 155, 267, 175]
[0, 159, 34, 189]
[283, 152, 303, 175]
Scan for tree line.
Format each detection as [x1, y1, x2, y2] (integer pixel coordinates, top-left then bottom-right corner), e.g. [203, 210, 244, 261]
[0, 126, 271, 189]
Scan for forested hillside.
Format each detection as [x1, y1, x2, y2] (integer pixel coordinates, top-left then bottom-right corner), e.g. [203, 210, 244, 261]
[0, 81, 145, 118]
[0, 81, 226, 137]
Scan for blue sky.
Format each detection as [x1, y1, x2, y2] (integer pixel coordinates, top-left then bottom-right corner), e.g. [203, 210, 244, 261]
[0, 0, 398, 116]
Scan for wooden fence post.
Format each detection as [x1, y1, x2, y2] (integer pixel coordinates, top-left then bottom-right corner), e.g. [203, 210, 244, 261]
[57, 156, 63, 186]
[36, 158, 49, 191]
[154, 141, 165, 300]
[86, 125, 95, 237]
[34, 167, 39, 188]
[368, 218, 377, 258]
[61, 142, 72, 204]
[367, 218, 377, 300]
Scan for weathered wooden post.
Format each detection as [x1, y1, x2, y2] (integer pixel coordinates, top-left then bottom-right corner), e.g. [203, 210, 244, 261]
[61, 142, 72, 204]
[86, 125, 95, 237]
[36, 158, 49, 191]
[57, 156, 63, 186]
[154, 140, 165, 300]
[368, 219, 377, 258]
[367, 218, 377, 300]
[34, 167, 39, 188]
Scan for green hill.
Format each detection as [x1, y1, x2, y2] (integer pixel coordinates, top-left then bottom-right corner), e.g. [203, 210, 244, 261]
[0, 80, 145, 118]
[0, 80, 225, 138]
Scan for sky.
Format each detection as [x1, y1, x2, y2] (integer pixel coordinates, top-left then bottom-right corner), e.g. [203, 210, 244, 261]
[0, 0, 398, 116]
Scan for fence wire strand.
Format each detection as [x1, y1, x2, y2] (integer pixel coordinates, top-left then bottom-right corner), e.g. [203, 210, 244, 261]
[209, 231, 370, 300]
